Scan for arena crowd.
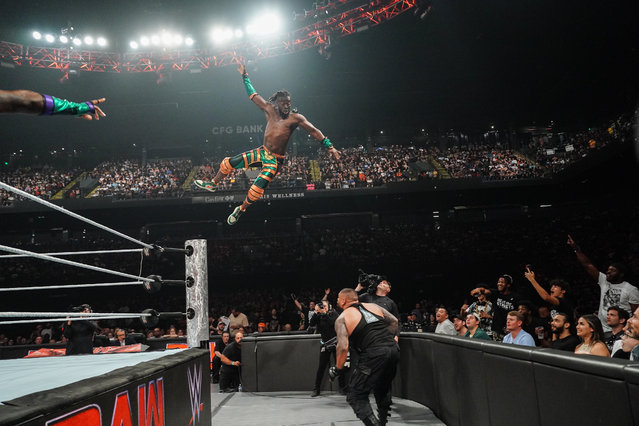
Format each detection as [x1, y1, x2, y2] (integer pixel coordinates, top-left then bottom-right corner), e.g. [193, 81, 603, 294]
[0, 112, 632, 203]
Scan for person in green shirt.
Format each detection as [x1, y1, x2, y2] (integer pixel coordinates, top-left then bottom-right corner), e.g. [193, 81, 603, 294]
[464, 312, 491, 340]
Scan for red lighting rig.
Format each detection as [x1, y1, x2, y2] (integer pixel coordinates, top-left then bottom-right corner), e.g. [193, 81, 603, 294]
[0, 0, 416, 76]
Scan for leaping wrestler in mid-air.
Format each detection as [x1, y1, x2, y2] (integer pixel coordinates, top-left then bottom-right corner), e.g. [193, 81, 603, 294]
[195, 62, 341, 225]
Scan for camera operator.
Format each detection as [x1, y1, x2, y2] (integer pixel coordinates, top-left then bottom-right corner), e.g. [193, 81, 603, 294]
[63, 304, 98, 355]
[355, 271, 400, 337]
[309, 300, 345, 397]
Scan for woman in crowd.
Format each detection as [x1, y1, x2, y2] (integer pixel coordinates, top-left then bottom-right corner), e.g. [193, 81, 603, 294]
[574, 314, 610, 357]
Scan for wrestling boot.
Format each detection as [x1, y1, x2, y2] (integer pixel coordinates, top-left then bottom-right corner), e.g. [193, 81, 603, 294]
[362, 414, 381, 426]
[227, 206, 245, 225]
[310, 388, 320, 397]
[194, 179, 218, 192]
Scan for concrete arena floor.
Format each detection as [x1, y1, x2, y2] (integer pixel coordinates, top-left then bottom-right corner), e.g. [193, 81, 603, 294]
[211, 382, 445, 426]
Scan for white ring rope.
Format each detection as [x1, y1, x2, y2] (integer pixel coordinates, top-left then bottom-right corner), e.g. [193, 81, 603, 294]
[0, 244, 154, 283]
[0, 281, 144, 292]
[0, 315, 148, 325]
[0, 248, 143, 259]
[0, 311, 152, 318]
[0, 181, 154, 249]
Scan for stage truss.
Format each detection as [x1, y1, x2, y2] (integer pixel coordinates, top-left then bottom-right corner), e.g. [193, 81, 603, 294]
[0, 0, 416, 78]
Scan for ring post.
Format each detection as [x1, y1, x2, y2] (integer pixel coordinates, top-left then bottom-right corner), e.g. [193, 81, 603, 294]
[185, 240, 208, 348]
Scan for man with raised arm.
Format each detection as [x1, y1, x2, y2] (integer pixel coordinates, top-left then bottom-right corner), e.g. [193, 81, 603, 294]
[330, 288, 399, 426]
[567, 235, 639, 332]
[194, 62, 340, 225]
[0, 89, 106, 120]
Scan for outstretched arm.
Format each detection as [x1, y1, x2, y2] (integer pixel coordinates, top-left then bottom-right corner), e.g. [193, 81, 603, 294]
[567, 235, 599, 280]
[218, 352, 240, 366]
[237, 63, 270, 111]
[0, 89, 106, 120]
[524, 268, 559, 306]
[297, 113, 340, 160]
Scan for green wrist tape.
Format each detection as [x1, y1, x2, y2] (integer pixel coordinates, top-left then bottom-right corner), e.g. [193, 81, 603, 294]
[44, 95, 94, 116]
[243, 74, 257, 98]
[322, 137, 333, 149]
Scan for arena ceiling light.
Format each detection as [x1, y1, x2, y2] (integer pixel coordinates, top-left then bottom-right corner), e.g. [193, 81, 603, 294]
[32, 31, 42, 40]
[245, 12, 283, 37]
[59, 35, 68, 43]
[130, 40, 139, 49]
[161, 31, 172, 45]
[72, 38, 82, 46]
[96, 37, 107, 47]
[130, 31, 193, 50]
[83, 36, 94, 45]
[210, 27, 234, 44]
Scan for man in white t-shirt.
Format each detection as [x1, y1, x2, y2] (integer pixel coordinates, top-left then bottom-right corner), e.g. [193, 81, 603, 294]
[228, 308, 249, 336]
[568, 235, 639, 332]
[434, 307, 457, 335]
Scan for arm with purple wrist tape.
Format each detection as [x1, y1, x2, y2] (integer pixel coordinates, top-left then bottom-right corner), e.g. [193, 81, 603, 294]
[41, 94, 95, 116]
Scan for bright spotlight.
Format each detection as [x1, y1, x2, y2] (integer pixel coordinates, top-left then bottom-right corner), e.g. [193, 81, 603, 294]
[32, 31, 42, 40]
[173, 34, 183, 45]
[72, 38, 82, 46]
[45, 34, 55, 43]
[140, 36, 150, 46]
[234, 29, 244, 38]
[162, 32, 172, 45]
[211, 27, 233, 44]
[97, 37, 107, 47]
[59, 35, 68, 43]
[151, 35, 160, 45]
[84, 36, 94, 45]
[185, 37, 194, 46]
[246, 12, 283, 37]
[130, 41, 139, 49]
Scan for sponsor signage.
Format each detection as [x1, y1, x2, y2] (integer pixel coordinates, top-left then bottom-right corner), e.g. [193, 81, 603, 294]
[13, 351, 210, 426]
[211, 124, 264, 135]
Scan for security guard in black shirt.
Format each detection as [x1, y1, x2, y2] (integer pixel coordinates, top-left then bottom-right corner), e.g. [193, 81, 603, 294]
[309, 300, 345, 396]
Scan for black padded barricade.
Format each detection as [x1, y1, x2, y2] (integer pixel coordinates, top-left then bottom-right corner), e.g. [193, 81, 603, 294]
[238, 332, 639, 425]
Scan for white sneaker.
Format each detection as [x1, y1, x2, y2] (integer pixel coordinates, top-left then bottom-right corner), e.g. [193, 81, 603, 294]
[227, 206, 244, 225]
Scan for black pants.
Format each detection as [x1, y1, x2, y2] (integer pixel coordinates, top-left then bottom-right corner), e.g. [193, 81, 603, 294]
[346, 345, 400, 422]
[219, 366, 240, 391]
[211, 356, 222, 383]
[315, 347, 346, 390]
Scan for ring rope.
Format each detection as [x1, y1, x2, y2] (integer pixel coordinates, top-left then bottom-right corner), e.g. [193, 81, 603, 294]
[0, 315, 148, 325]
[0, 311, 152, 318]
[0, 244, 154, 283]
[0, 281, 144, 292]
[0, 181, 154, 249]
[0, 248, 143, 259]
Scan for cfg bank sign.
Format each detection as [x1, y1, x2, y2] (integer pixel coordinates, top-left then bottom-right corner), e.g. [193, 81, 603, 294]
[211, 124, 264, 135]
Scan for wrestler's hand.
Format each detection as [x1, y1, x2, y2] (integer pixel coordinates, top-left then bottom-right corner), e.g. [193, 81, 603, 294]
[78, 98, 107, 121]
[328, 146, 340, 161]
[238, 62, 247, 76]
[328, 366, 343, 381]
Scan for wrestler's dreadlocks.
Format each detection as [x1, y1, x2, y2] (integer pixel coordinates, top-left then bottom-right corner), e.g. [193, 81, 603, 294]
[269, 90, 297, 113]
[269, 90, 290, 103]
